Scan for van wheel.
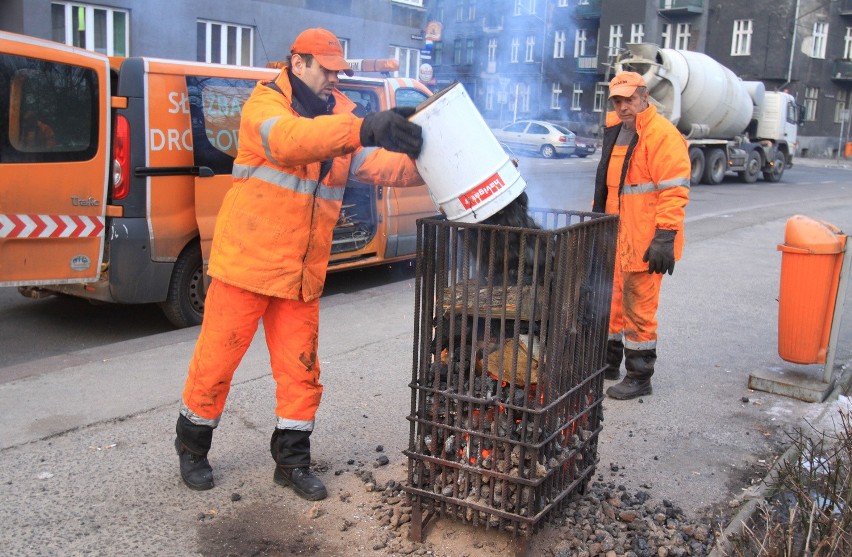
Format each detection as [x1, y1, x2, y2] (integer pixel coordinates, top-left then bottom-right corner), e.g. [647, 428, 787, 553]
[159, 241, 205, 328]
[540, 144, 556, 158]
[688, 147, 705, 185]
[702, 148, 726, 185]
[738, 150, 762, 183]
[763, 153, 785, 182]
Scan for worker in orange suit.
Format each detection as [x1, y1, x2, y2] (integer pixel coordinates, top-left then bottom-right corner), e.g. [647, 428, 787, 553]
[592, 71, 690, 400]
[174, 28, 424, 499]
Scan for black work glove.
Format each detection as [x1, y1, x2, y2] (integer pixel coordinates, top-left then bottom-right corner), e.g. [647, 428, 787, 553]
[360, 107, 423, 158]
[643, 229, 677, 275]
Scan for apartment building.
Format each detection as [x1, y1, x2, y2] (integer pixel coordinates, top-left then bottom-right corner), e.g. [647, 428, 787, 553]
[0, 0, 428, 79]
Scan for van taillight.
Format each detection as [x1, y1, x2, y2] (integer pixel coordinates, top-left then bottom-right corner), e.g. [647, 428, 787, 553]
[112, 114, 130, 200]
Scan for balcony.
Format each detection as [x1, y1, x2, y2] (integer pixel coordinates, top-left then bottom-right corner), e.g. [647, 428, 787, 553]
[832, 59, 852, 81]
[576, 0, 601, 19]
[658, 0, 704, 15]
[841, 0, 852, 16]
[576, 55, 599, 73]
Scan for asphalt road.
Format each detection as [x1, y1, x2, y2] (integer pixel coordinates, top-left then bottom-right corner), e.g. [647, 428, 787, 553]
[1, 155, 851, 556]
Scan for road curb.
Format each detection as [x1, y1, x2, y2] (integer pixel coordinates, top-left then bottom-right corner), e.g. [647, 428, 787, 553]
[709, 359, 852, 556]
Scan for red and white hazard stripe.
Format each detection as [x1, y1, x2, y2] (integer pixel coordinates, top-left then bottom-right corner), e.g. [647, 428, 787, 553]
[0, 214, 105, 239]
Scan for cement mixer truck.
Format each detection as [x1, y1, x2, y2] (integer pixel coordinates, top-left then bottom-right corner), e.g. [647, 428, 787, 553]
[615, 44, 798, 185]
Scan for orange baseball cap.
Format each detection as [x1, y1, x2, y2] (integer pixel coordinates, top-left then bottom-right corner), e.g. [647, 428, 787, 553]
[608, 71, 646, 98]
[290, 28, 354, 76]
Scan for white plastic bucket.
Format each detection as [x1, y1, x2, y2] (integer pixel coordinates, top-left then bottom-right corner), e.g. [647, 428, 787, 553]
[411, 83, 526, 223]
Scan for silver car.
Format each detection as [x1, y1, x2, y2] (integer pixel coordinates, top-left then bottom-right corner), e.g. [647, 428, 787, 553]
[492, 120, 577, 159]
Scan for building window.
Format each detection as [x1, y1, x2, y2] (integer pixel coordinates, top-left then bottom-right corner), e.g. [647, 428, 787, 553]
[594, 83, 605, 112]
[525, 36, 535, 63]
[488, 39, 497, 63]
[455, 1, 476, 21]
[571, 83, 582, 111]
[630, 23, 644, 44]
[392, 0, 424, 6]
[731, 20, 752, 56]
[574, 29, 587, 57]
[466, 38, 475, 65]
[51, 2, 129, 56]
[812, 22, 828, 59]
[453, 38, 462, 65]
[433, 43, 443, 66]
[197, 20, 253, 65]
[486, 84, 494, 110]
[551, 82, 562, 109]
[520, 82, 530, 112]
[511, 37, 520, 63]
[554, 30, 566, 59]
[558, 0, 568, 6]
[608, 25, 622, 58]
[338, 38, 350, 58]
[514, 0, 522, 16]
[675, 23, 690, 50]
[469, 0, 477, 20]
[393, 46, 420, 78]
[835, 90, 849, 124]
[845, 28, 852, 60]
[661, 23, 672, 49]
[804, 87, 819, 121]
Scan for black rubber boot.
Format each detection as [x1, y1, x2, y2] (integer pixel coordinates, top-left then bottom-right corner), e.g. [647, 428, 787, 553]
[606, 348, 655, 400]
[604, 339, 624, 380]
[175, 414, 214, 491]
[271, 429, 327, 501]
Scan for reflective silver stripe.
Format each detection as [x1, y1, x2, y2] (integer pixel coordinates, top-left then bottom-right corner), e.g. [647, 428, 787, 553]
[624, 339, 657, 351]
[622, 182, 657, 195]
[317, 183, 345, 201]
[350, 146, 377, 174]
[260, 116, 283, 165]
[659, 177, 691, 189]
[180, 401, 220, 428]
[607, 332, 623, 342]
[624, 178, 690, 195]
[233, 164, 318, 195]
[277, 417, 314, 431]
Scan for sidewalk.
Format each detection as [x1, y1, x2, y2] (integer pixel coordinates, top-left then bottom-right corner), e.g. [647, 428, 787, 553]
[1, 194, 851, 556]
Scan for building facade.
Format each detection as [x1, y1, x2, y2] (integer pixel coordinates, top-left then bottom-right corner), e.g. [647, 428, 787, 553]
[0, 0, 428, 78]
[3, 0, 851, 155]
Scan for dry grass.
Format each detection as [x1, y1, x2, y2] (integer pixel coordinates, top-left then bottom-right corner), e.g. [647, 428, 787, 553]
[729, 407, 851, 556]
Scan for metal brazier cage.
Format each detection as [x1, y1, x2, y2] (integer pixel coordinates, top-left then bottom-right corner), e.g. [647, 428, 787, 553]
[404, 209, 618, 555]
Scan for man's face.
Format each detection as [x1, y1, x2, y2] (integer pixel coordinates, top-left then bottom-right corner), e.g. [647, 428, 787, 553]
[610, 89, 649, 129]
[292, 54, 340, 101]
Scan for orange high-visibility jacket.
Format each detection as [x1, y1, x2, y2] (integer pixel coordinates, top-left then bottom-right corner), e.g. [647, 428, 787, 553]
[207, 68, 423, 300]
[593, 106, 690, 272]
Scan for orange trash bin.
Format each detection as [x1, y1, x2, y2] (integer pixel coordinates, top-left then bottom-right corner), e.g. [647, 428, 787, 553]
[777, 215, 847, 364]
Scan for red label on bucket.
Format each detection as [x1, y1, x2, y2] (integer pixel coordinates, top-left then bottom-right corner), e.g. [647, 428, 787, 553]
[458, 172, 506, 210]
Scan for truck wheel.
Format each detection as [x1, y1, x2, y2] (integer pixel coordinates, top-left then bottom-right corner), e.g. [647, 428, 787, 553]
[702, 148, 726, 185]
[763, 154, 785, 183]
[688, 147, 705, 185]
[738, 150, 761, 183]
[159, 241, 205, 328]
[540, 144, 556, 159]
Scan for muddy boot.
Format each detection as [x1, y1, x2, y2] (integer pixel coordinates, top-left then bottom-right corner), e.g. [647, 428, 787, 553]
[604, 339, 624, 380]
[271, 429, 327, 501]
[606, 348, 655, 400]
[175, 414, 214, 490]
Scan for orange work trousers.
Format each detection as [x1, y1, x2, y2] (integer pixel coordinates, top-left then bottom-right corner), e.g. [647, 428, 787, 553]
[608, 268, 663, 351]
[181, 279, 322, 429]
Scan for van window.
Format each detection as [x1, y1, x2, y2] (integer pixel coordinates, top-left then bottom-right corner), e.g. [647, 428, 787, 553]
[395, 87, 429, 108]
[186, 75, 257, 174]
[339, 87, 379, 116]
[0, 54, 98, 163]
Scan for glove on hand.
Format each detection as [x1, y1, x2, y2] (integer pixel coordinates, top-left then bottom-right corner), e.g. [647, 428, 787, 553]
[360, 108, 423, 158]
[642, 229, 677, 275]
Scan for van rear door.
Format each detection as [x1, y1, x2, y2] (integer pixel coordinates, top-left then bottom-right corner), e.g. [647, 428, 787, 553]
[0, 33, 109, 285]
